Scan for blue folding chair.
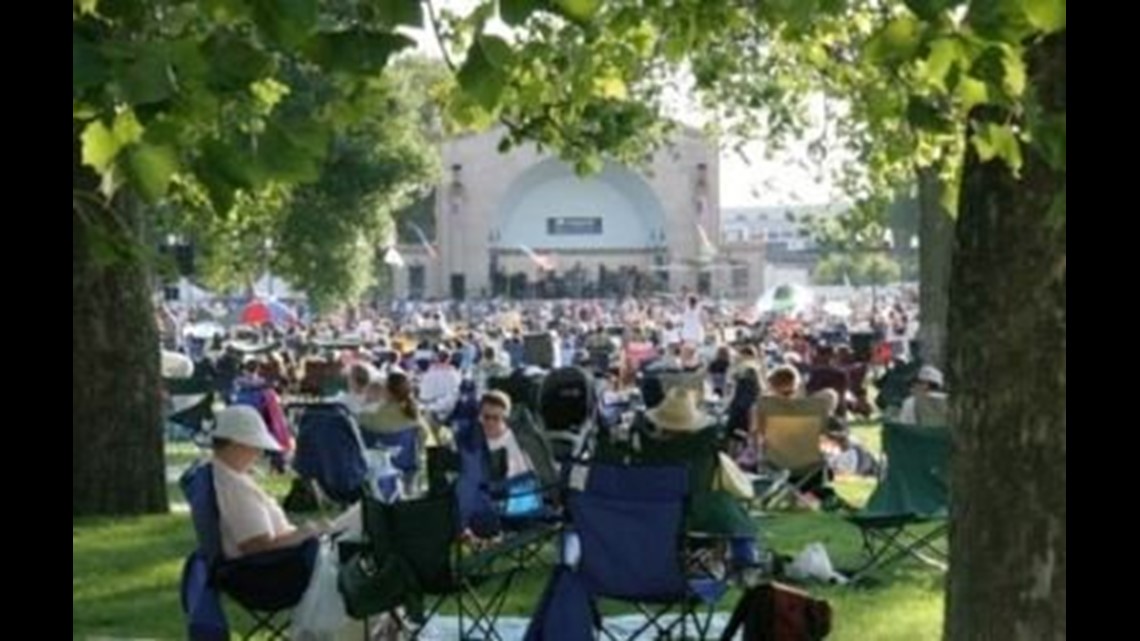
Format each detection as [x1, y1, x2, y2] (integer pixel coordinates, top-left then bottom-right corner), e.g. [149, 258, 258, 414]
[291, 403, 368, 507]
[180, 462, 317, 640]
[361, 427, 421, 475]
[567, 463, 728, 640]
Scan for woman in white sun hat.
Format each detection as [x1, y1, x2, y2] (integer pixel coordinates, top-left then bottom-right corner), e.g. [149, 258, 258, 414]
[211, 406, 357, 558]
[898, 365, 949, 426]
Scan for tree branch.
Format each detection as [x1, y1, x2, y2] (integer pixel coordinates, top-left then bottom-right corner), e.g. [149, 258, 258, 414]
[425, 0, 458, 74]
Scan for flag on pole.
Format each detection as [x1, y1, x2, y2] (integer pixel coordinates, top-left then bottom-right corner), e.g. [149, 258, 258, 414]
[408, 223, 438, 260]
[519, 244, 555, 270]
[695, 223, 717, 261]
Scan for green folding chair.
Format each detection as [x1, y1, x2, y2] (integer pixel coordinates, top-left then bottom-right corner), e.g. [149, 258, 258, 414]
[348, 486, 548, 641]
[845, 421, 951, 583]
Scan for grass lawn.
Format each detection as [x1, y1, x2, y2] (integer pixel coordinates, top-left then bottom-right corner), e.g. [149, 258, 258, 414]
[74, 425, 943, 640]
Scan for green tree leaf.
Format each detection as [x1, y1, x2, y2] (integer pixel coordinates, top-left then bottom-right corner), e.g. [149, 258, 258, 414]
[120, 48, 177, 106]
[479, 35, 515, 68]
[251, 0, 318, 48]
[195, 137, 261, 213]
[574, 154, 604, 175]
[257, 121, 330, 183]
[1022, 0, 1065, 33]
[765, 0, 820, 34]
[553, 0, 602, 24]
[905, 0, 964, 22]
[865, 16, 924, 66]
[593, 73, 629, 100]
[457, 39, 508, 110]
[73, 33, 108, 95]
[305, 29, 416, 74]
[1031, 112, 1065, 171]
[75, 0, 99, 16]
[966, 0, 1034, 42]
[126, 143, 180, 203]
[202, 32, 275, 92]
[956, 76, 990, 110]
[202, 0, 253, 23]
[970, 45, 1026, 100]
[81, 111, 144, 173]
[372, 0, 425, 28]
[500, 0, 543, 26]
[922, 38, 966, 90]
[907, 96, 954, 133]
[972, 122, 1023, 174]
[81, 122, 122, 174]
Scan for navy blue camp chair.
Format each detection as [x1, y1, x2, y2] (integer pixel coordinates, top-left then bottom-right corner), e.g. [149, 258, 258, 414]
[180, 462, 317, 640]
[291, 403, 368, 507]
[361, 427, 421, 476]
[567, 463, 728, 640]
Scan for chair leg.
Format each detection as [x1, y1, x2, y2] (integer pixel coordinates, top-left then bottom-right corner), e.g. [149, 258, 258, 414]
[850, 524, 949, 583]
[244, 609, 290, 640]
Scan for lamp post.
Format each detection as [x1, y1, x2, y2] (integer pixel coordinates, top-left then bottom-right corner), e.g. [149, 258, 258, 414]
[263, 237, 274, 298]
[854, 228, 894, 319]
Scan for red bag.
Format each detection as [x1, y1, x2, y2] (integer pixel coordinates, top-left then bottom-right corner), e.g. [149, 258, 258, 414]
[720, 582, 832, 641]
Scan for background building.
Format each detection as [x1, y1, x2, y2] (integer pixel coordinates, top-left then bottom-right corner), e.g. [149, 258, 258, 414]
[394, 126, 765, 300]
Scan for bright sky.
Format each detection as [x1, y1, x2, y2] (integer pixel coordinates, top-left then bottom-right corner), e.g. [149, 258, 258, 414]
[406, 1, 844, 207]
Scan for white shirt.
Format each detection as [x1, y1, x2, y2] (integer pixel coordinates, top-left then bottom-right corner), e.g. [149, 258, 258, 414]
[213, 459, 293, 559]
[899, 391, 949, 425]
[419, 365, 462, 415]
[681, 307, 704, 344]
[487, 430, 535, 479]
[337, 391, 368, 415]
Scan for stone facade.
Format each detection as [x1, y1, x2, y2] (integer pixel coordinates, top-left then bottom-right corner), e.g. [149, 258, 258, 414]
[395, 127, 764, 300]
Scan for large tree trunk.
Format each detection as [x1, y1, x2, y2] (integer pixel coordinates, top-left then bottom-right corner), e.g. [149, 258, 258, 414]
[73, 133, 168, 516]
[944, 32, 1065, 641]
[917, 165, 954, 369]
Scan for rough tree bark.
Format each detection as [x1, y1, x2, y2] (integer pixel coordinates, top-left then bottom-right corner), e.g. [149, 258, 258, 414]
[917, 165, 955, 369]
[73, 130, 168, 516]
[944, 32, 1065, 641]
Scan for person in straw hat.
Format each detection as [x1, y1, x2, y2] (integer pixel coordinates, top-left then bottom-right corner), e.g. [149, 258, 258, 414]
[645, 387, 763, 571]
[646, 387, 715, 434]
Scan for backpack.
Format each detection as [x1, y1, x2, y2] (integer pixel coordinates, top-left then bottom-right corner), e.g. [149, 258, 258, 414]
[720, 582, 832, 641]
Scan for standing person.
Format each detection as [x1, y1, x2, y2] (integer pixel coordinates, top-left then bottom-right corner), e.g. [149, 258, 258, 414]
[419, 350, 462, 419]
[680, 295, 705, 346]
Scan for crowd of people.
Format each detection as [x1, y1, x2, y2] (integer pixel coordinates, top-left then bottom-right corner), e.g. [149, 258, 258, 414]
[170, 287, 940, 639]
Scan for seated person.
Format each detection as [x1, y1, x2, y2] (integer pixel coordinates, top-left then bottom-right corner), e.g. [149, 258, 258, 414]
[337, 363, 373, 415]
[755, 368, 837, 508]
[475, 345, 511, 391]
[211, 406, 357, 560]
[479, 390, 537, 480]
[359, 370, 439, 444]
[708, 346, 733, 397]
[805, 345, 850, 418]
[646, 387, 759, 568]
[420, 350, 462, 418]
[815, 389, 881, 479]
[899, 365, 949, 426]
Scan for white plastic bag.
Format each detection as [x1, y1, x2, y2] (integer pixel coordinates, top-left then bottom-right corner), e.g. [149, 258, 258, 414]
[291, 537, 350, 641]
[786, 542, 848, 585]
